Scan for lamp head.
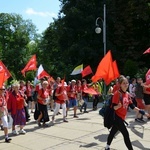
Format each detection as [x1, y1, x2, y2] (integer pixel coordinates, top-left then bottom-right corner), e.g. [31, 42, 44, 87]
[95, 26, 102, 34]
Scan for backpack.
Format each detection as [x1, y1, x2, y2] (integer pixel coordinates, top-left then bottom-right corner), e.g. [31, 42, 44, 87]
[52, 87, 61, 101]
[99, 92, 122, 129]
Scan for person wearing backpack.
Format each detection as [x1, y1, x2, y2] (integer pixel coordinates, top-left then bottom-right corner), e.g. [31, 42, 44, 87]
[105, 76, 150, 150]
[52, 82, 68, 123]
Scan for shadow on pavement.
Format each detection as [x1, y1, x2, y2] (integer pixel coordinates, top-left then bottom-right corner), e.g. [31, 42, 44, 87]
[94, 134, 108, 142]
[79, 142, 98, 148]
[132, 140, 150, 150]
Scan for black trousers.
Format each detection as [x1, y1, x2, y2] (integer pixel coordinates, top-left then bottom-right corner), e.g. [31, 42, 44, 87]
[107, 115, 133, 150]
[93, 95, 99, 109]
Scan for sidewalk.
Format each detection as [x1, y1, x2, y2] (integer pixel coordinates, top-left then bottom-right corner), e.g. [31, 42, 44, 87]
[0, 102, 150, 150]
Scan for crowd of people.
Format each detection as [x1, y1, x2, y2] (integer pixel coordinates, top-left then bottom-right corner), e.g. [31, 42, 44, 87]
[0, 76, 102, 142]
[0, 75, 150, 150]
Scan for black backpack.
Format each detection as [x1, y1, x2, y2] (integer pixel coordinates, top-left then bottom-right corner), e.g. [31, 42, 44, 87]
[100, 92, 122, 129]
[52, 87, 61, 101]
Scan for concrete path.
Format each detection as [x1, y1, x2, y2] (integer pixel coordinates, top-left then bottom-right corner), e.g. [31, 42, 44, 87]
[0, 102, 150, 150]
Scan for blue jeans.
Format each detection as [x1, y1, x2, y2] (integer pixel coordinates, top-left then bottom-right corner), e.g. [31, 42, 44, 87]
[80, 97, 88, 111]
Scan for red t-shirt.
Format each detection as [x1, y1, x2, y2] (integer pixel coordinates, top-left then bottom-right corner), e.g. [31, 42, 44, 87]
[26, 85, 32, 97]
[113, 84, 120, 94]
[16, 93, 24, 109]
[37, 88, 49, 105]
[112, 91, 132, 120]
[67, 85, 77, 99]
[55, 86, 67, 104]
[0, 95, 7, 107]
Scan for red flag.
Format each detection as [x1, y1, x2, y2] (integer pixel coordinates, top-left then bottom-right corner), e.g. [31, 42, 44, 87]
[83, 87, 99, 95]
[21, 55, 37, 76]
[37, 70, 50, 80]
[112, 60, 120, 80]
[81, 65, 93, 77]
[0, 61, 11, 82]
[146, 69, 150, 84]
[143, 47, 150, 54]
[0, 72, 5, 87]
[92, 50, 115, 85]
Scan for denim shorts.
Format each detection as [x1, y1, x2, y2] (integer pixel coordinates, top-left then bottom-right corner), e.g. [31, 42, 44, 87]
[68, 98, 77, 108]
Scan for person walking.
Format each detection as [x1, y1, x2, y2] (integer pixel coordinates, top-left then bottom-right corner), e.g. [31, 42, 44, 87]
[8, 83, 27, 135]
[36, 81, 50, 127]
[0, 86, 12, 142]
[105, 76, 149, 150]
[52, 82, 68, 123]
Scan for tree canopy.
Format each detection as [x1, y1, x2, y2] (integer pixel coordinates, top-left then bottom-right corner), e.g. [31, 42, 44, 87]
[0, 0, 150, 82]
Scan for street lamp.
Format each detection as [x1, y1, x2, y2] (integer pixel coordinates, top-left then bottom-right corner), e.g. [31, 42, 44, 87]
[95, 2, 107, 97]
[95, 2, 106, 56]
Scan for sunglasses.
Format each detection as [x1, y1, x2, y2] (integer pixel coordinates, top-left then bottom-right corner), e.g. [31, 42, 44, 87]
[0, 89, 5, 91]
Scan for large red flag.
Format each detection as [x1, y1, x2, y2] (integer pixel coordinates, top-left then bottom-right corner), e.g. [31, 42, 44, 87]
[92, 50, 114, 85]
[21, 55, 37, 76]
[143, 47, 150, 54]
[146, 69, 150, 84]
[81, 65, 93, 78]
[0, 72, 5, 87]
[112, 60, 120, 79]
[0, 61, 11, 82]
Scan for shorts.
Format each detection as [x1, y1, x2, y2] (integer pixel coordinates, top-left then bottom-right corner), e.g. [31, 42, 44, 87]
[68, 98, 77, 108]
[27, 96, 34, 102]
[135, 98, 145, 109]
[144, 94, 150, 105]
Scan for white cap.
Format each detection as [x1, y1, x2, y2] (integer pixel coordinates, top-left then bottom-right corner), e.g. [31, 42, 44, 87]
[71, 79, 76, 83]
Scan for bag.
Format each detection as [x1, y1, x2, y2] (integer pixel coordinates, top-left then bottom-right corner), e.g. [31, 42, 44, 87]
[33, 91, 38, 102]
[52, 89, 57, 100]
[52, 88, 61, 101]
[79, 99, 84, 106]
[100, 92, 122, 129]
[34, 103, 40, 120]
[7, 115, 13, 129]
[99, 95, 112, 117]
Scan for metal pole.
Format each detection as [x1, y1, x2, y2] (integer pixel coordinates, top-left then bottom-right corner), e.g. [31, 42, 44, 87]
[103, 2, 107, 97]
[103, 3, 106, 56]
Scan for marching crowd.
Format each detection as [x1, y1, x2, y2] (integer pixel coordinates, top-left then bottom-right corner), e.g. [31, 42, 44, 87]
[0, 76, 102, 143]
[0, 75, 150, 150]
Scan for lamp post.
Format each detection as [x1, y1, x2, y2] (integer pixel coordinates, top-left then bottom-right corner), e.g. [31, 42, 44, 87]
[95, 3, 106, 56]
[95, 1, 107, 97]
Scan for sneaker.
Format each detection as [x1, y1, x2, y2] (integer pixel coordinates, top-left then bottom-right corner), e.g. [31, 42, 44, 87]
[74, 115, 79, 118]
[12, 130, 19, 135]
[135, 118, 143, 123]
[80, 108, 82, 112]
[5, 137, 12, 143]
[36, 121, 41, 127]
[52, 116, 55, 123]
[18, 129, 26, 134]
[139, 118, 146, 123]
[84, 111, 89, 113]
[43, 123, 49, 127]
[105, 148, 110, 150]
[63, 119, 68, 123]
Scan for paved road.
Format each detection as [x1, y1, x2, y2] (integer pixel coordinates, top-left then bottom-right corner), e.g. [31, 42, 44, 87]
[0, 102, 150, 150]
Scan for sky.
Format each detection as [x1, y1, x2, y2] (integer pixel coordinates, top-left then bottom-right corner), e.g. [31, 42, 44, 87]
[0, 0, 61, 33]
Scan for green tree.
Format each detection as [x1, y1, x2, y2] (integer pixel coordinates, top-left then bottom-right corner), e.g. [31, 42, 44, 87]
[0, 13, 38, 80]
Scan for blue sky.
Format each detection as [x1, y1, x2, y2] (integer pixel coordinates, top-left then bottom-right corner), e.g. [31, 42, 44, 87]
[0, 0, 61, 33]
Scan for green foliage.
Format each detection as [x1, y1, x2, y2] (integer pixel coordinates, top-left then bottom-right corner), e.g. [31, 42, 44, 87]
[124, 59, 138, 77]
[0, 13, 39, 80]
[39, 0, 150, 79]
[135, 67, 148, 80]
